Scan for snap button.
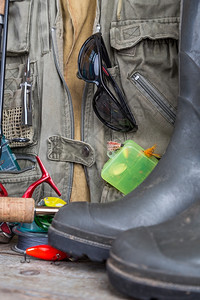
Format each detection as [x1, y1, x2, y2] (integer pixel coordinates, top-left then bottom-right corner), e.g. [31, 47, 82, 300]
[82, 146, 90, 157]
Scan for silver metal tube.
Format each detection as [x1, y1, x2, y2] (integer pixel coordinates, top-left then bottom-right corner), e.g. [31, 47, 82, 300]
[35, 207, 59, 215]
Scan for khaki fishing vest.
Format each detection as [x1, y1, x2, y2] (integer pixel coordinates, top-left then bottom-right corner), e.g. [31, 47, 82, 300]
[0, 0, 180, 204]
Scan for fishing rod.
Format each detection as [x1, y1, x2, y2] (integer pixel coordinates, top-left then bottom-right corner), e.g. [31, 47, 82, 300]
[0, 197, 59, 223]
[0, 0, 9, 157]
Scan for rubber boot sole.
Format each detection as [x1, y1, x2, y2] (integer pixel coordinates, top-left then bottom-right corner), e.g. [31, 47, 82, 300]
[107, 256, 200, 300]
[48, 225, 111, 262]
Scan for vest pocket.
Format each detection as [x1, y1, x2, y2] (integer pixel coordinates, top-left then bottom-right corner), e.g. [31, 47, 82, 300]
[100, 183, 123, 203]
[7, 0, 32, 55]
[3, 61, 39, 148]
[130, 72, 176, 126]
[109, 17, 179, 154]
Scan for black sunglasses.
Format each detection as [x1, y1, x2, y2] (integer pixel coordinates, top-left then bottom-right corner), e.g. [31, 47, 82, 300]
[77, 33, 138, 132]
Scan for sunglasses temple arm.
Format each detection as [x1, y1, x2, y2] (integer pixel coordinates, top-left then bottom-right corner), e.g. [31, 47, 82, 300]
[105, 70, 137, 124]
[104, 68, 126, 106]
[100, 35, 132, 117]
[101, 38, 112, 68]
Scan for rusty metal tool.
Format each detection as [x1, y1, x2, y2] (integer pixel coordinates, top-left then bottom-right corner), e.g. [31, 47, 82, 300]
[21, 57, 32, 126]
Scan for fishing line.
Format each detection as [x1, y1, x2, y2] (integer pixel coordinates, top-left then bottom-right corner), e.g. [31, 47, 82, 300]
[12, 227, 48, 253]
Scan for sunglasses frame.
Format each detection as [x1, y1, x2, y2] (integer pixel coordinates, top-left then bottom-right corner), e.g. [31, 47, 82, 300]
[78, 33, 138, 132]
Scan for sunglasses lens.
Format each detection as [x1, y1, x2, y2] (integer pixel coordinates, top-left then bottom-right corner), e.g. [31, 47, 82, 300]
[79, 39, 100, 81]
[94, 89, 134, 132]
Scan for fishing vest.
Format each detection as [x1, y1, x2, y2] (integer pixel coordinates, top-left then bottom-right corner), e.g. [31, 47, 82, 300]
[0, 0, 180, 203]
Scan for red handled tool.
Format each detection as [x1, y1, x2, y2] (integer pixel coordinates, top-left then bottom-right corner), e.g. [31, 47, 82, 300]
[0, 156, 61, 239]
[22, 156, 61, 198]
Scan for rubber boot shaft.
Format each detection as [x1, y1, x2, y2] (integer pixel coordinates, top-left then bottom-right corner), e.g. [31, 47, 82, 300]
[48, 0, 200, 262]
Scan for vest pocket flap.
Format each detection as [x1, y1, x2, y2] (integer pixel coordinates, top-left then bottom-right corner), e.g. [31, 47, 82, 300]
[47, 136, 96, 167]
[110, 17, 179, 51]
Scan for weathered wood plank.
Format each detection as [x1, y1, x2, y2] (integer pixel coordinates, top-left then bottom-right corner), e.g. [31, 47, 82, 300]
[0, 237, 129, 300]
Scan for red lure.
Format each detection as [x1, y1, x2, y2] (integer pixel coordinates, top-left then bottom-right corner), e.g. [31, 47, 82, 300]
[25, 245, 68, 261]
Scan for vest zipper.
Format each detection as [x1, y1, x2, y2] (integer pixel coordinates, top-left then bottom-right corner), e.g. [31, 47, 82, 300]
[131, 72, 176, 126]
[51, 27, 74, 203]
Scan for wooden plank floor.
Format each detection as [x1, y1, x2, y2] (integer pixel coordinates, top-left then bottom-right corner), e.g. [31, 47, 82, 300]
[0, 236, 131, 300]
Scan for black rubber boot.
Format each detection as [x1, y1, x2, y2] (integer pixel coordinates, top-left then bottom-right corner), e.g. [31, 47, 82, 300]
[107, 200, 200, 300]
[48, 0, 200, 262]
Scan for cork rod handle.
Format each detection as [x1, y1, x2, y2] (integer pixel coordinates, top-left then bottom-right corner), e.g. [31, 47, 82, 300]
[0, 197, 35, 223]
[0, 0, 6, 16]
